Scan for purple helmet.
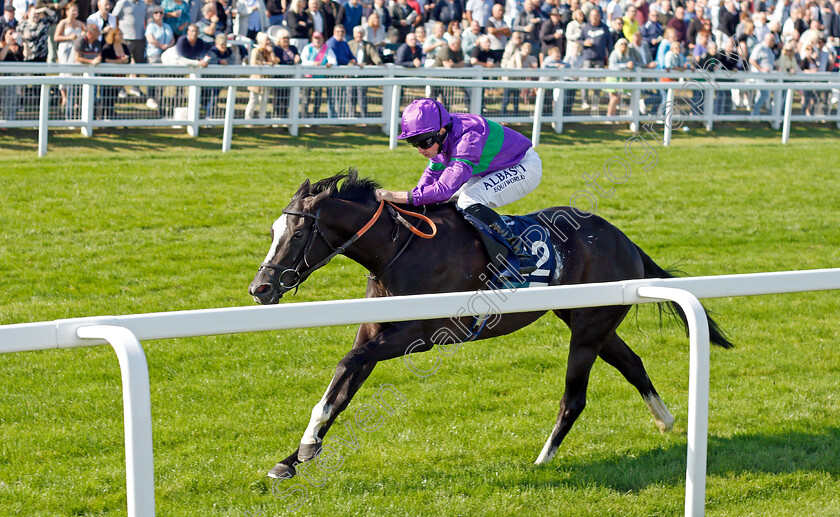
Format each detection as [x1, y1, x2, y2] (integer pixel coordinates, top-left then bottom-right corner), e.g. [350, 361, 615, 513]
[397, 99, 452, 140]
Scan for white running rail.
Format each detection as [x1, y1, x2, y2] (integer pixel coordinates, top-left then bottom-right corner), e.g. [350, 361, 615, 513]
[2, 268, 840, 517]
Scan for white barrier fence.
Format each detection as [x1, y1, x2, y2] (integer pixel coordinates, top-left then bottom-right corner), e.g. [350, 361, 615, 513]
[2, 268, 840, 517]
[1, 65, 838, 156]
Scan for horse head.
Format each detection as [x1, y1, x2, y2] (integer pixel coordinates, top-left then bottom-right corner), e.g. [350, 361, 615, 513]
[248, 178, 334, 304]
[248, 170, 382, 305]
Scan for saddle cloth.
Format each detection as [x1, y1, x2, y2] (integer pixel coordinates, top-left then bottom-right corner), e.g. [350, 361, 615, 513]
[462, 211, 561, 289]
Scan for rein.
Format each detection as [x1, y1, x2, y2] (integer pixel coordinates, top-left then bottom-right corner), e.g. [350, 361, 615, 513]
[259, 200, 436, 292]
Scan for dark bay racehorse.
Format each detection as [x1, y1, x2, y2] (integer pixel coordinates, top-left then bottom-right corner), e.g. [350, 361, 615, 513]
[248, 171, 732, 479]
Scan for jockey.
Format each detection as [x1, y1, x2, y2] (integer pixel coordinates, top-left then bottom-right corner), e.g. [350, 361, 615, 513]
[375, 98, 543, 273]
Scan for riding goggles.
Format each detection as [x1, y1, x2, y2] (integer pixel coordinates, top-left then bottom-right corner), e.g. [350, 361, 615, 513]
[407, 132, 439, 149]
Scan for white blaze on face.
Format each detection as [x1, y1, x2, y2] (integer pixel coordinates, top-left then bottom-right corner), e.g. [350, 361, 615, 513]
[263, 214, 289, 264]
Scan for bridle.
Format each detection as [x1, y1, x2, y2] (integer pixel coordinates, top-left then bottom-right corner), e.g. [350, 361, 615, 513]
[258, 200, 436, 294]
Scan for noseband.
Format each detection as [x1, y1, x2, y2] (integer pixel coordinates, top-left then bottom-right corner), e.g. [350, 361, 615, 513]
[258, 200, 436, 294]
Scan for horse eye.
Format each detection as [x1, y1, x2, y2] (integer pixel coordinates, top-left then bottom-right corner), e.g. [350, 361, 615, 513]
[293, 230, 304, 239]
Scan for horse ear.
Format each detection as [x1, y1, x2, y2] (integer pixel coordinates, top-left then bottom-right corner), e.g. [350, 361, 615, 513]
[295, 178, 311, 196]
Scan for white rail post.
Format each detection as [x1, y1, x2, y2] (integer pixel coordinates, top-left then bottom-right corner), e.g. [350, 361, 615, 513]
[781, 88, 793, 144]
[38, 83, 50, 157]
[388, 84, 402, 150]
[289, 69, 302, 136]
[75, 325, 155, 517]
[637, 286, 710, 517]
[553, 70, 564, 134]
[532, 87, 545, 147]
[81, 72, 95, 137]
[663, 88, 675, 146]
[704, 84, 714, 132]
[630, 70, 641, 132]
[187, 72, 200, 136]
[770, 77, 782, 130]
[222, 85, 236, 153]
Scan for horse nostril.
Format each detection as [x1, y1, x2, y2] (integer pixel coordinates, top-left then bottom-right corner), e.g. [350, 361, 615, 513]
[255, 284, 270, 295]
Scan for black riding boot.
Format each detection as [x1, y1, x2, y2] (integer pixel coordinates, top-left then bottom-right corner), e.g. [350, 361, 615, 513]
[464, 203, 537, 275]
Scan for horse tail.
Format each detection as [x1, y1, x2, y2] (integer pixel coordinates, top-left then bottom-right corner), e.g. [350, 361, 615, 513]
[635, 244, 734, 349]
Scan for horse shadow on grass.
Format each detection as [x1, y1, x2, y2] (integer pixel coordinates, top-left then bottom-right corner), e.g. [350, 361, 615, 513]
[521, 427, 840, 493]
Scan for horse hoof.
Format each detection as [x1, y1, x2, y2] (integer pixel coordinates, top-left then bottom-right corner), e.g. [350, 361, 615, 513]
[298, 442, 322, 462]
[267, 462, 296, 479]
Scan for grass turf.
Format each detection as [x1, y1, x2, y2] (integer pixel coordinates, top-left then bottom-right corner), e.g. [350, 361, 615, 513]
[0, 124, 839, 516]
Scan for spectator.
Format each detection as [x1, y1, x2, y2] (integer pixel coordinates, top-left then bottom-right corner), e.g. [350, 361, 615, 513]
[580, 7, 611, 67]
[776, 39, 800, 73]
[1, 6, 17, 34]
[465, 0, 493, 29]
[19, 5, 56, 62]
[737, 19, 758, 54]
[641, 9, 663, 47]
[363, 0, 391, 38]
[433, 34, 466, 67]
[338, 0, 363, 33]
[653, 0, 673, 27]
[144, 6, 173, 109]
[266, 0, 285, 27]
[55, 4, 85, 109]
[461, 18, 480, 57]
[305, 0, 325, 39]
[348, 25, 381, 116]
[487, 3, 511, 50]
[196, 2, 222, 45]
[1, 27, 24, 123]
[749, 32, 775, 115]
[234, 0, 268, 41]
[86, 0, 115, 41]
[719, 0, 739, 37]
[362, 11, 386, 49]
[501, 30, 524, 68]
[432, 0, 463, 27]
[623, 5, 640, 40]
[825, 1, 840, 42]
[667, 6, 687, 45]
[413, 24, 425, 49]
[423, 20, 447, 66]
[500, 31, 524, 114]
[539, 7, 564, 60]
[390, 0, 417, 43]
[606, 37, 633, 117]
[112, 0, 146, 66]
[101, 28, 131, 119]
[286, 0, 311, 50]
[513, 0, 544, 46]
[782, 6, 807, 38]
[564, 8, 584, 50]
[205, 34, 231, 118]
[167, 23, 211, 65]
[609, 16, 625, 47]
[12, 0, 35, 24]
[686, 3, 706, 46]
[629, 30, 655, 67]
[605, 0, 623, 23]
[326, 24, 355, 64]
[300, 31, 336, 116]
[320, 0, 340, 41]
[395, 30, 423, 65]
[655, 26, 676, 69]
[74, 23, 102, 64]
[271, 28, 299, 118]
[470, 34, 498, 66]
[444, 20, 462, 44]
[162, 0, 190, 38]
[245, 31, 279, 120]
[663, 38, 685, 69]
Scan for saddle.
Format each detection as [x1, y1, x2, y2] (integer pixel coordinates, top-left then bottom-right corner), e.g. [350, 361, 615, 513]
[461, 210, 561, 289]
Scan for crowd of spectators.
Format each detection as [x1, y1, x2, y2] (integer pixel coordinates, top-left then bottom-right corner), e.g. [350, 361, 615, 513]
[1, 0, 839, 119]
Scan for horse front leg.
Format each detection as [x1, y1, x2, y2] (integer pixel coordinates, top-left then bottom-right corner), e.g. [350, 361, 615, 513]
[268, 320, 426, 479]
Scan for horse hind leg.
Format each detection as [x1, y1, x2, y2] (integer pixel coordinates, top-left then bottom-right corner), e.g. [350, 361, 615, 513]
[599, 332, 674, 433]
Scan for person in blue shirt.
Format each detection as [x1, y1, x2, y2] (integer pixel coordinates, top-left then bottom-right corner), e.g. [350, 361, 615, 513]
[337, 0, 363, 33]
[325, 25, 356, 117]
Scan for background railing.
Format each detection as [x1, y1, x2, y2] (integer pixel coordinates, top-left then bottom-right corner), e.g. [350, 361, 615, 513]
[1, 64, 839, 155]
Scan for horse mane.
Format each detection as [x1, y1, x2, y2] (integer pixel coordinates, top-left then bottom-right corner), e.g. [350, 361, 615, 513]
[309, 169, 380, 203]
